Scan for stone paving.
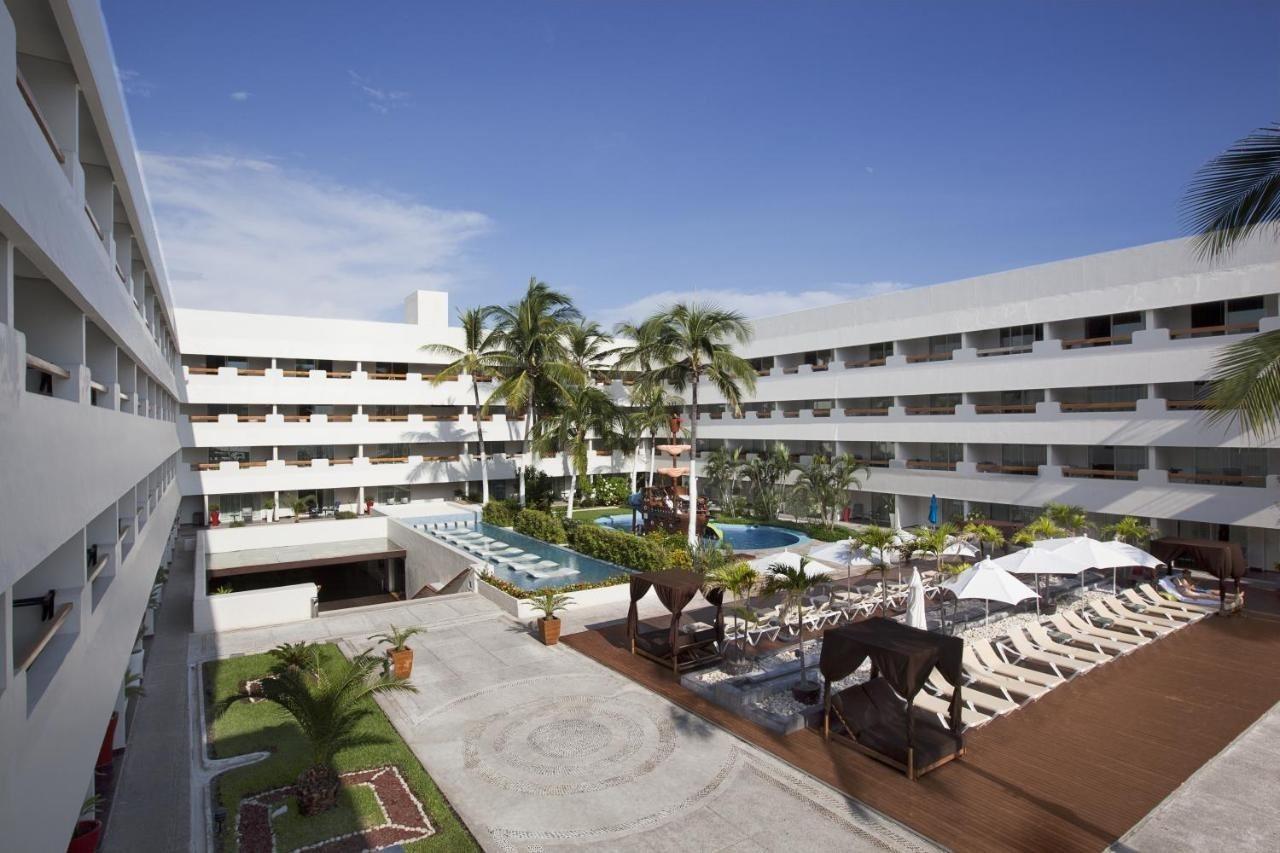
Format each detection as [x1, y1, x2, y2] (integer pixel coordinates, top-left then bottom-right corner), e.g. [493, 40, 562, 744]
[194, 594, 938, 852]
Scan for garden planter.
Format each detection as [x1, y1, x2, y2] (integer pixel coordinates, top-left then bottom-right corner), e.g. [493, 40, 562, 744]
[209, 509, 220, 527]
[388, 648, 414, 679]
[537, 616, 561, 646]
[67, 820, 101, 853]
[96, 712, 119, 769]
[791, 679, 822, 705]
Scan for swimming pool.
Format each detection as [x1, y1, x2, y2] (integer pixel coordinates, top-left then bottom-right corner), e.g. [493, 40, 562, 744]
[419, 520, 631, 591]
[593, 514, 809, 550]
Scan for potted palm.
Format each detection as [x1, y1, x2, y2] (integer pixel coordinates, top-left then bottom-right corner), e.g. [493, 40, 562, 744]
[707, 562, 758, 674]
[291, 499, 309, 523]
[522, 590, 573, 645]
[67, 796, 101, 853]
[368, 625, 425, 679]
[763, 556, 824, 704]
[264, 497, 276, 523]
[217, 652, 417, 815]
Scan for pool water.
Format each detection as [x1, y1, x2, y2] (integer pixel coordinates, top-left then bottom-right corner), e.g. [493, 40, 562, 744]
[419, 521, 631, 591]
[593, 514, 808, 550]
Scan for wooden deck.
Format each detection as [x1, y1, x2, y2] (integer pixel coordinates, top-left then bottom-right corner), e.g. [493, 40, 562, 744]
[565, 599, 1280, 852]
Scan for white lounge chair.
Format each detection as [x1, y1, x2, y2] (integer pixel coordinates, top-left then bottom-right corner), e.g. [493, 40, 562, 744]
[1119, 588, 1205, 622]
[962, 662, 1050, 703]
[927, 669, 1017, 717]
[966, 641, 1062, 689]
[1086, 600, 1174, 638]
[1045, 614, 1135, 656]
[997, 627, 1095, 679]
[1139, 582, 1219, 614]
[1023, 623, 1113, 664]
[913, 688, 990, 729]
[1058, 610, 1148, 649]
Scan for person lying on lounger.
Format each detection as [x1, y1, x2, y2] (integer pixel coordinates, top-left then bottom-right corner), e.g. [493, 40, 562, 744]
[1173, 571, 1230, 603]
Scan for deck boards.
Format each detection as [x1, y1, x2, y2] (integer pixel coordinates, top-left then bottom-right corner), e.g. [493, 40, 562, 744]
[564, 602, 1280, 852]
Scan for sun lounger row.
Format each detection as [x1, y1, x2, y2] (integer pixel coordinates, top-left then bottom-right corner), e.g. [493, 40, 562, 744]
[916, 583, 1210, 730]
[428, 525, 580, 579]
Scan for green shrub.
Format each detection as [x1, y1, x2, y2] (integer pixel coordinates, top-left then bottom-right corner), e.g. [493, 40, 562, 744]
[578, 475, 632, 508]
[229, 520, 246, 528]
[565, 523, 666, 572]
[514, 508, 567, 543]
[482, 500, 517, 527]
[335, 510, 358, 519]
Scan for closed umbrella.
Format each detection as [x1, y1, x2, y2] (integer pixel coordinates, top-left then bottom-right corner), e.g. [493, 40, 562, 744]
[991, 547, 1087, 613]
[928, 494, 939, 526]
[905, 568, 928, 629]
[942, 558, 1039, 624]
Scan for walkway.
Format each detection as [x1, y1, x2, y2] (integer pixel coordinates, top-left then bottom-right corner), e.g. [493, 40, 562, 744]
[102, 541, 194, 853]
[195, 601, 936, 852]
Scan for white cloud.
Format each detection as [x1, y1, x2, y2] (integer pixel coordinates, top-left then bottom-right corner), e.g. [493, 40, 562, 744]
[347, 70, 410, 114]
[142, 152, 490, 318]
[595, 281, 913, 327]
[229, 91, 251, 102]
[117, 68, 155, 98]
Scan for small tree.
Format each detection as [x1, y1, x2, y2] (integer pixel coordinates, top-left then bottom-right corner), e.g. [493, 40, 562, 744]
[522, 590, 573, 621]
[763, 557, 823, 690]
[1012, 516, 1067, 546]
[1101, 516, 1156, 546]
[1043, 502, 1089, 535]
[962, 522, 1006, 559]
[707, 562, 757, 667]
[216, 652, 417, 815]
[795, 453, 867, 529]
[911, 523, 958, 575]
[851, 525, 898, 612]
[368, 625, 425, 653]
[268, 642, 320, 678]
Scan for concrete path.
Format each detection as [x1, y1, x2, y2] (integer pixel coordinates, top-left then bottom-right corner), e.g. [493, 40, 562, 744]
[1115, 699, 1280, 852]
[102, 542, 194, 853]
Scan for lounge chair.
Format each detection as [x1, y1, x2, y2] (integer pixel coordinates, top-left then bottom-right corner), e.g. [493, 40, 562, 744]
[1058, 610, 1148, 648]
[1143, 582, 1220, 614]
[962, 662, 1050, 703]
[913, 688, 990, 729]
[966, 641, 1062, 689]
[927, 669, 1017, 717]
[1119, 588, 1205, 623]
[1098, 598, 1182, 630]
[997, 628, 1095, 679]
[1085, 601, 1174, 638]
[1046, 613, 1136, 656]
[1023, 623, 1113, 664]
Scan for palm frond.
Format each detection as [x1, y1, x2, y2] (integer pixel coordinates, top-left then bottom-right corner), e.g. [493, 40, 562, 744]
[1182, 123, 1280, 260]
[1203, 328, 1280, 437]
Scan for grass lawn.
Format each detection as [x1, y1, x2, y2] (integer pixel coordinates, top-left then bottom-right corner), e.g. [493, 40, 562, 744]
[205, 645, 477, 852]
[551, 504, 629, 522]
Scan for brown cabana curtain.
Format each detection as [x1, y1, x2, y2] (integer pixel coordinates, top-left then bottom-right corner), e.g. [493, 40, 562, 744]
[1149, 537, 1246, 582]
[627, 570, 722, 648]
[626, 575, 654, 644]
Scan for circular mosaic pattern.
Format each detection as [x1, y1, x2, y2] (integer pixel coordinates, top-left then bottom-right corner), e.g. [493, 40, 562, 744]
[528, 719, 611, 759]
[464, 694, 677, 796]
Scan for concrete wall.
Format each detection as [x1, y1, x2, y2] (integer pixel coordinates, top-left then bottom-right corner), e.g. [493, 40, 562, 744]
[386, 517, 484, 597]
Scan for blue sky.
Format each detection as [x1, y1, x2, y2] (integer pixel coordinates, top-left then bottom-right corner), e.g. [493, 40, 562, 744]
[103, 1, 1280, 324]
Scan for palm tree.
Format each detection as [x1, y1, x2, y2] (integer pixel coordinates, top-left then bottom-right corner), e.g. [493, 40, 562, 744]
[425, 307, 503, 504]
[533, 384, 620, 518]
[1012, 516, 1067, 547]
[763, 556, 823, 691]
[704, 446, 743, 514]
[1181, 123, 1280, 436]
[217, 652, 417, 815]
[851, 524, 898, 612]
[1043, 502, 1089, 536]
[962, 521, 1006, 559]
[268, 642, 320, 678]
[707, 562, 758, 668]
[742, 443, 796, 521]
[911, 523, 958, 575]
[795, 453, 867, 529]
[487, 278, 582, 507]
[564, 320, 615, 383]
[1101, 516, 1156, 546]
[619, 303, 756, 545]
[628, 381, 679, 487]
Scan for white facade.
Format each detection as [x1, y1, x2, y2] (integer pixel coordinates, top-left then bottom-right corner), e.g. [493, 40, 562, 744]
[0, 1, 181, 850]
[695, 237, 1280, 568]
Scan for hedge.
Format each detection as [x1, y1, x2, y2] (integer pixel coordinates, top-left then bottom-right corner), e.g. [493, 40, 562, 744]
[564, 522, 667, 572]
[482, 500, 517, 527]
[513, 508, 567, 544]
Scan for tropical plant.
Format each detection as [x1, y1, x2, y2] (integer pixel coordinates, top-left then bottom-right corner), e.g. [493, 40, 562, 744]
[291, 498, 311, 522]
[263, 497, 276, 522]
[617, 303, 756, 544]
[626, 381, 681, 487]
[1043, 502, 1089, 535]
[851, 524, 899, 612]
[513, 507, 567, 543]
[795, 453, 867, 529]
[1101, 516, 1156, 546]
[487, 278, 582, 506]
[707, 561, 758, 664]
[213, 584, 235, 595]
[1180, 123, 1280, 436]
[216, 652, 417, 815]
[741, 443, 797, 521]
[425, 306, 505, 504]
[522, 590, 574, 620]
[532, 383, 620, 517]
[762, 556, 823, 688]
[690, 537, 738, 576]
[564, 320, 615, 383]
[367, 625, 425, 653]
[703, 446, 744, 514]
[1012, 516, 1067, 547]
[268, 642, 321, 678]
[962, 521, 1006, 558]
[123, 670, 145, 700]
[911, 523, 958, 575]
[80, 795, 99, 822]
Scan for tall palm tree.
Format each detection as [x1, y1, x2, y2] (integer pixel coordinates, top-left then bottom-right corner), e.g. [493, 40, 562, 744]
[426, 307, 503, 504]
[795, 453, 867, 529]
[564, 320, 615, 384]
[703, 446, 743, 514]
[851, 524, 899, 612]
[1181, 123, 1280, 436]
[217, 652, 417, 816]
[533, 384, 620, 518]
[763, 556, 823, 690]
[619, 304, 756, 545]
[628, 381, 678, 487]
[742, 443, 797, 521]
[487, 278, 582, 506]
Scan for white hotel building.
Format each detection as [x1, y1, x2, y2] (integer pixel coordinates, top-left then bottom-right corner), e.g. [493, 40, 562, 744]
[3, 1, 1280, 847]
[1, 1, 181, 849]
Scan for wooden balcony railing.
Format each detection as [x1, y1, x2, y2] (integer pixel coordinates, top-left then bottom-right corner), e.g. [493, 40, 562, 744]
[844, 407, 889, 416]
[87, 553, 109, 583]
[974, 403, 1037, 414]
[782, 410, 800, 418]
[905, 406, 955, 416]
[284, 459, 313, 467]
[811, 408, 832, 417]
[755, 368, 771, 377]
[240, 460, 268, 468]
[1166, 400, 1209, 411]
[595, 449, 612, 456]
[976, 344, 1033, 358]
[422, 454, 460, 462]
[752, 410, 773, 418]
[281, 369, 312, 377]
[810, 363, 829, 372]
[905, 352, 953, 364]
[906, 460, 957, 471]
[708, 411, 724, 419]
[1062, 334, 1132, 350]
[25, 352, 70, 380]
[858, 458, 892, 468]
[1169, 321, 1260, 340]
[1060, 401, 1138, 413]
[782, 366, 800, 375]
[329, 370, 352, 379]
[281, 414, 309, 422]
[977, 463, 1039, 475]
[114, 263, 128, 285]
[16, 71, 66, 164]
[1168, 471, 1266, 487]
[369, 456, 408, 464]
[369, 372, 407, 380]
[186, 366, 219, 375]
[16, 602, 73, 672]
[368, 414, 409, 422]
[1063, 467, 1138, 480]
[844, 357, 887, 369]
[239, 368, 266, 377]
[188, 414, 219, 423]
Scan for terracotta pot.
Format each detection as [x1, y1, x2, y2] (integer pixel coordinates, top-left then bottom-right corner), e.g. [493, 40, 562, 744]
[209, 509, 220, 527]
[537, 616, 561, 646]
[96, 712, 119, 769]
[365, 499, 374, 515]
[388, 648, 413, 679]
[67, 820, 101, 853]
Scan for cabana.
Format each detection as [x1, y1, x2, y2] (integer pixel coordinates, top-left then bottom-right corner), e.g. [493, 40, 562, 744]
[1149, 537, 1247, 607]
[627, 570, 725, 675]
[820, 618, 965, 780]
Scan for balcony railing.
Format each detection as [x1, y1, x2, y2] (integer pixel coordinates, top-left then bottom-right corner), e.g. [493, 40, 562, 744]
[906, 459, 957, 471]
[1168, 471, 1266, 487]
[16, 602, 73, 672]
[1168, 321, 1260, 340]
[369, 456, 408, 464]
[905, 352, 954, 364]
[844, 357, 887, 369]
[844, 407, 889, 416]
[905, 405, 955, 416]
[1062, 334, 1132, 350]
[1059, 401, 1138, 413]
[977, 463, 1039, 475]
[976, 344, 1033, 358]
[1166, 400, 1209, 411]
[1063, 467, 1138, 480]
[974, 403, 1037, 414]
[16, 70, 65, 164]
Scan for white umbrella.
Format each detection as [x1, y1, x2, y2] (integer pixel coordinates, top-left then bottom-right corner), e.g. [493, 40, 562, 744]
[991, 547, 1087, 613]
[942, 558, 1039, 623]
[905, 568, 928, 629]
[807, 538, 874, 595]
[1035, 536, 1161, 593]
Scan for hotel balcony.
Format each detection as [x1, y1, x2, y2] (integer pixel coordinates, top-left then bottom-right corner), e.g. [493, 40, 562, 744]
[178, 410, 524, 447]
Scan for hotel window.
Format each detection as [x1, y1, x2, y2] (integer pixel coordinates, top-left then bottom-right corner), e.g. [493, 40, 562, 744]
[376, 485, 411, 504]
[1227, 296, 1265, 327]
[295, 358, 334, 372]
[929, 443, 963, 464]
[867, 341, 893, 360]
[1086, 385, 1145, 404]
[928, 334, 962, 356]
[1088, 445, 1146, 472]
[1084, 312, 1142, 341]
[998, 324, 1042, 349]
[1001, 444, 1046, 468]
